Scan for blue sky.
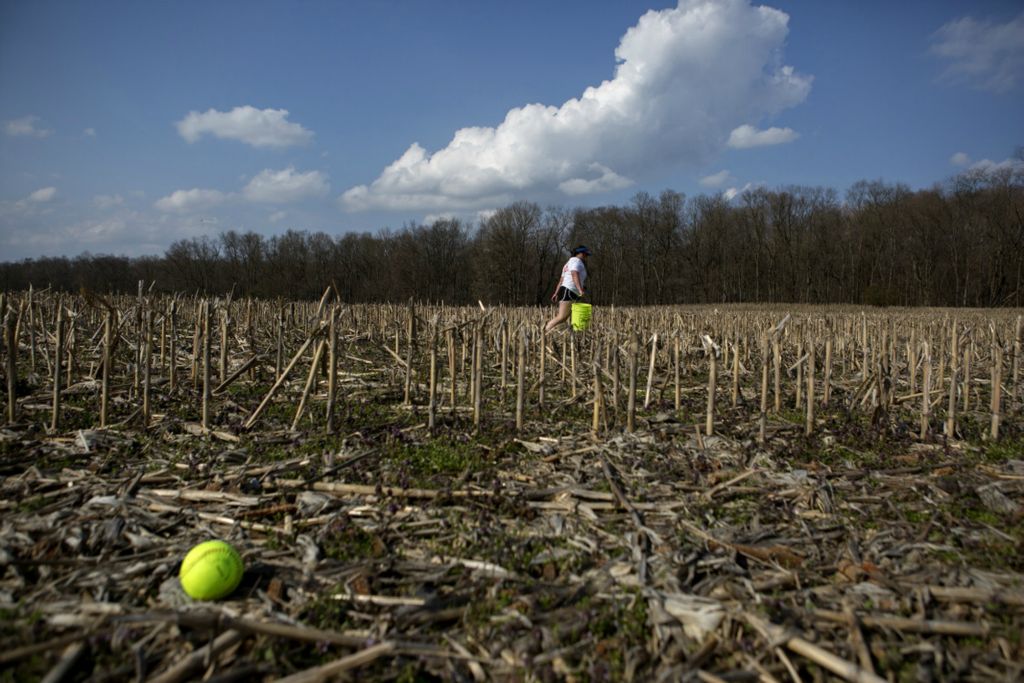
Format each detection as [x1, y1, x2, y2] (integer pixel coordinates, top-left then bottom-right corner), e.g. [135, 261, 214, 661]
[1, 0, 1022, 260]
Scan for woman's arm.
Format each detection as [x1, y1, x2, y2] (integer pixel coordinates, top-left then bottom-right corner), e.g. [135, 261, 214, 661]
[572, 271, 584, 296]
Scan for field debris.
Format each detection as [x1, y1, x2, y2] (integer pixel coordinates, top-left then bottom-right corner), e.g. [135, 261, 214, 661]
[1, 294, 1022, 680]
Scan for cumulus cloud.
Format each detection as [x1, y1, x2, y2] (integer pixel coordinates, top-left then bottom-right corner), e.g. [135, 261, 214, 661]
[949, 152, 971, 166]
[176, 106, 313, 148]
[93, 194, 125, 209]
[558, 164, 632, 196]
[0, 197, 154, 256]
[154, 188, 230, 213]
[727, 124, 799, 148]
[28, 187, 57, 202]
[968, 157, 1024, 174]
[5, 115, 52, 138]
[2, 209, 185, 258]
[700, 170, 734, 188]
[930, 12, 1024, 92]
[422, 212, 457, 225]
[421, 209, 498, 227]
[154, 167, 326, 212]
[1, 187, 59, 215]
[722, 182, 762, 202]
[69, 215, 144, 245]
[242, 167, 329, 203]
[342, 0, 810, 212]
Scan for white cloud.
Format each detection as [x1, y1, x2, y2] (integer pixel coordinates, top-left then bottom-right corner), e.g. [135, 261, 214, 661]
[93, 194, 125, 208]
[71, 215, 142, 245]
[1, 186, 59, 215]
[968, 157, 1024, 174]
[83, 128, 96, 137]
[28, 187, 57, 202]
[154, 188, 230, 213]
[422, 209, 496, 226]
[153, 166, 326, 214]
[176, 106, 313, 148]
[423, 212, 457, 225]
[268, 211, 287, 223]
[558, 164, 632, 196]
[727, 124, 799, 149]
[930, 12, 1024, 92]
[5, 115, 52, 138]
[242, 167, 329, 203]
[342, 0, 811, 212]
[949, 152, 971, 166]
[699, 170, 734, 188]
[5, 210, 208, 258]
[722, 182, 760, 201]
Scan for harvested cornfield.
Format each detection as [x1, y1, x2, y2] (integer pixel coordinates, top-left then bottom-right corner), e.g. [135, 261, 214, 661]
[1, 288, 1022, 681]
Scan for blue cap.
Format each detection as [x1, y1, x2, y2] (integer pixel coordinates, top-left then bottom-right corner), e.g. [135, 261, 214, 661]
[573, 245, 591, 255]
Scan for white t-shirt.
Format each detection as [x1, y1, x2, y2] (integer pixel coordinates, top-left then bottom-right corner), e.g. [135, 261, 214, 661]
[560, 256, 587, 293]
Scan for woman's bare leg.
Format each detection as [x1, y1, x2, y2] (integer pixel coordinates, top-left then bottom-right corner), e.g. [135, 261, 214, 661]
[544, 301, 572, 333]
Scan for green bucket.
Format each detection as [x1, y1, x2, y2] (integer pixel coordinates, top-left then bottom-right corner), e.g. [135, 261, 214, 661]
[571, 303, 592, 331]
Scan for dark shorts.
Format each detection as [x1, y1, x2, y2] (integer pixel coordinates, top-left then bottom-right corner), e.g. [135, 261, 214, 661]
[556, 286, 581, 302]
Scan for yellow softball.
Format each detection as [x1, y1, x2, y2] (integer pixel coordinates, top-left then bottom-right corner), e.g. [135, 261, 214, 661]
[179, 540, 244, 601]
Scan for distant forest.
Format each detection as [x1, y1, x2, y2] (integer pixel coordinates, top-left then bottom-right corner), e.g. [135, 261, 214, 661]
[2, 169, 1022, 307]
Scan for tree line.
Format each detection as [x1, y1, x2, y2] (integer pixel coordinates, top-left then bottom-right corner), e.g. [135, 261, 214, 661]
[2, 167, 1022, 307]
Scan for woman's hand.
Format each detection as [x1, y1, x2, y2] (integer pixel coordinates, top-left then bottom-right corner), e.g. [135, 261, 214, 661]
[550, 291, 557, 302]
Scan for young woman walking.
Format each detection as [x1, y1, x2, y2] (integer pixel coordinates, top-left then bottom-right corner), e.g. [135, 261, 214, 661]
[544, 245, 591, 333]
